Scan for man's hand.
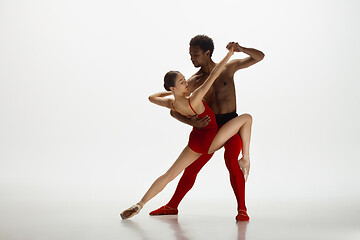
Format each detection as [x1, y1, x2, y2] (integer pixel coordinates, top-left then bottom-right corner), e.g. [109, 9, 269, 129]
[238, 156, 250, 182]
[190, 115, 211, 129]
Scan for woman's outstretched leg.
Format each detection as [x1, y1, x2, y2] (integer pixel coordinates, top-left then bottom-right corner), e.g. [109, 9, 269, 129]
[207, 114, 252, 181]
[120, 146, 201, 219]
[149, 153, 214, 216]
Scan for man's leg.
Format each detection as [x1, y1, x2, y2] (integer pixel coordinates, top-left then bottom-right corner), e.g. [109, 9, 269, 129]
[223, 134, 249, 221]
[149, 153, 213, 215]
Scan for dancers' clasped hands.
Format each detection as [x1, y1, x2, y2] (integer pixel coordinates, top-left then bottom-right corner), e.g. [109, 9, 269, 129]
[226, 42, 244, 53]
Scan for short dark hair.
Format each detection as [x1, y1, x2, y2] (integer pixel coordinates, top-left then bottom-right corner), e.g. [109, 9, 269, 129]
[189, 34, 214, 57]
[164, 71, 180, 91]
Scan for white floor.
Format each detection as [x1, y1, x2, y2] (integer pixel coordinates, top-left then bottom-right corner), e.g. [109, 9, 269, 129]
[1, 194, 359, 240]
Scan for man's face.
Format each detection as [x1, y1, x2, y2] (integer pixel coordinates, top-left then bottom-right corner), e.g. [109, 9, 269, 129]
[189, 45, 209, 68]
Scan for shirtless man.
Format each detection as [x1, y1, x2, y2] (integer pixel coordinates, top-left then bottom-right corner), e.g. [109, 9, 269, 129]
[149, 35, 264, 221]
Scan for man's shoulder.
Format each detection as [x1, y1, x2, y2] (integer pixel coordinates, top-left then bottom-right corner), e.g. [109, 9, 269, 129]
[223, 62, 237, 76]
[189, 70, 203, 79]
[188, 71, 205, 83]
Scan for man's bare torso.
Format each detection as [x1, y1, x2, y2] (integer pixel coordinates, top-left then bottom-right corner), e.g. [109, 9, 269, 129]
[190, 68, 237, 114]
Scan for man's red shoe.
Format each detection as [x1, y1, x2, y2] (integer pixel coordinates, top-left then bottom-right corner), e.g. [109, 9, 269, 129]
[236, 210, 250, 221]
[149, 205, 178, 216]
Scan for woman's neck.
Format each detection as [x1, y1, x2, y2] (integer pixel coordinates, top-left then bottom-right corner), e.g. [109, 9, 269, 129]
[173, 92, 189, 100]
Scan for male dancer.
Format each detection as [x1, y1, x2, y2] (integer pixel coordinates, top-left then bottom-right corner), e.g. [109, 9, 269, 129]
[150, 35, 264, 221]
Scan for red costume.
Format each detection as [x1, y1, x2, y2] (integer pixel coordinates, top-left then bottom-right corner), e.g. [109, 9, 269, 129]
[152, 99, 248, 221]
[172, 98, 218, 154]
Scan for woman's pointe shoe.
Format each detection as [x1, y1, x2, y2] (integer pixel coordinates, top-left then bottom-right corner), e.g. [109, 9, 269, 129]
[238, 155, 250, 182]
[120, 203, 143, 219]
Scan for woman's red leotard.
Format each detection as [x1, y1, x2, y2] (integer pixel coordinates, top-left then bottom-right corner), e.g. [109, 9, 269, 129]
[172, 98, 218, 154]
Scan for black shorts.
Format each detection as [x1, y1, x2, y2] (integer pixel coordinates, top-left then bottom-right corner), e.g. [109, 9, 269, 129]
[215, 111, 238, 127]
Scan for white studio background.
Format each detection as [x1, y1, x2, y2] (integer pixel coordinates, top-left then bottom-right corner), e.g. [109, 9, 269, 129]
[1, 0, 360, 212]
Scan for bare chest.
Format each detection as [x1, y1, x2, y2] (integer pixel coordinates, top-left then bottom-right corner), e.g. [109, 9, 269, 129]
[194, 74, 237, 113]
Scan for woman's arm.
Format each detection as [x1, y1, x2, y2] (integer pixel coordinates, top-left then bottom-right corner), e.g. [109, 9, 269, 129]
[190, 46, 235, 105]
[148, 91, 173, 109]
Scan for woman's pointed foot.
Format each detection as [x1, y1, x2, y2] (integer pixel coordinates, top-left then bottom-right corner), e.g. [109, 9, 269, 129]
[120, 203, 143, 219]
[238, 155, 250, 182]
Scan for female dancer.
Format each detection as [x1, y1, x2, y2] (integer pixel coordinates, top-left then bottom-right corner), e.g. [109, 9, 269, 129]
[120, 43, 252, 219]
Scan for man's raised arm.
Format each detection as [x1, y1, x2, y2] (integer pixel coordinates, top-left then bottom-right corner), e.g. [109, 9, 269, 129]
[226, 42, 265, 75]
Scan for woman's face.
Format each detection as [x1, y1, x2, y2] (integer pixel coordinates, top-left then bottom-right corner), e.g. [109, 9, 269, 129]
[173, 73, 190, 95]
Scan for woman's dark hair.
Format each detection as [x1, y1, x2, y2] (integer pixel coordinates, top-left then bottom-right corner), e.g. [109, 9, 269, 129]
[164, 71, 180, 91]
[189, 34, 214, 57]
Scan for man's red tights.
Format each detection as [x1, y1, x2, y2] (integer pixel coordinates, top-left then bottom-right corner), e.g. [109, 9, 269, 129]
[166, 133, 246, 212]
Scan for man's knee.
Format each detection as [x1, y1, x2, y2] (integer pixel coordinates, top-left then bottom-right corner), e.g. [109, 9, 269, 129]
[224, 157, 243, 175]
[224, 154, 237, 165]
[224, 144, 241, 160]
